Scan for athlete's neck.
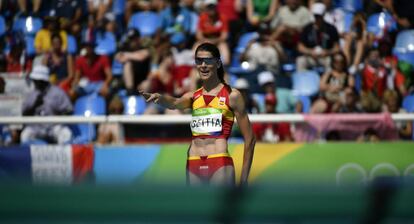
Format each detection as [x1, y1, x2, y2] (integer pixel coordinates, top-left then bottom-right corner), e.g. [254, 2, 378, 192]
[202, 78, 222, 93]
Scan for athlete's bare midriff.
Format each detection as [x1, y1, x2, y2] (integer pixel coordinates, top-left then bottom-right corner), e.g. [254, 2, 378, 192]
[188, 138, 228, 156]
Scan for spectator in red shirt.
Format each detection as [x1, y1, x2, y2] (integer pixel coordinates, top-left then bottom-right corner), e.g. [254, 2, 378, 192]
[362, 46, 406, 100]
[195, 0, 230, 65]
[70, 41, 112, 99]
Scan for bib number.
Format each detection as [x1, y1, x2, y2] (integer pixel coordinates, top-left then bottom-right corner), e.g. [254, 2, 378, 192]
[191, 108, 222, 135]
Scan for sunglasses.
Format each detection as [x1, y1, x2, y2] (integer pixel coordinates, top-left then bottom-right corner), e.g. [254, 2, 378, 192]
[195, 57, 217, 65]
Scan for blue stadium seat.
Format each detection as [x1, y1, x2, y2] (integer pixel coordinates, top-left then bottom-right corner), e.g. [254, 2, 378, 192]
[95, 32, 117, 55]
[402, 94, 414, 140]
[234, 32, 258, 55]
[354, 72, 362, 93]
[122, 95, 146, 115]
[67, 34, 78, 55]
[367, 12, 397, 38]
[252, 93, 265, 113]
[291, 70, 320, 97]
[393, 30, 414, 53]
[298, 95, 311, 113]
[393, 30, 414, 66]
[24, 36, 35, 56]
[403, 94, 414, 112]
[229, 32, 258, 74]
[0, 15, 5, 36]
[336, 0, 362, 12]
[72, 94, 107, 144]
[190, 12, 199, 35]
[112, 0, 126, 16]
[112, 59, 123, 76]
[343, 12, 354, 33]
[128, 12, 161, 37]
[13, 16, 43, 35]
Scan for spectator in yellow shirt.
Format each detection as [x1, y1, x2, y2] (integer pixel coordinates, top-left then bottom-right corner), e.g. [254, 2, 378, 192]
[34, 17, 67, 54]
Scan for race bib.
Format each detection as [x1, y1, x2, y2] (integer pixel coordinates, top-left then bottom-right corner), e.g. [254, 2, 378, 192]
[191, 108, 222, 135]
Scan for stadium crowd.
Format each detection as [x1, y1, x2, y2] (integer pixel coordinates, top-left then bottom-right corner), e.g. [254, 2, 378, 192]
[0, 0, 413, 145]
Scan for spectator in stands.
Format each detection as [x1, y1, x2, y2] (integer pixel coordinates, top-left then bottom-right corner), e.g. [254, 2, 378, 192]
[144, 33, 193, 115]
[343, 12, 368, 75]
[216, 0, 244, 52]
[337, 87, 364, 113]
[378, 37, 407, 96]
[322, 0, 347, 37]
[296, 2, 340, 72]
[71, 40, 112, 99]
[21, 65, 73, 144]
[34, 16, 68, 54]
[5, 41, 32, 75]
[361, 47, 403, 101]
[157, 32, 194, 97]
[115, 28, 151, 95]
[42, 34, 74, 87]
[311, 52, 355, 113]
[242, 22, 285, 75]
[195, 0, 230, 65]
[49, 0, 83, 38]
[160, 0, 192, 37]
[271, 0, 312, 49]
[246, 0, 278, 31]
[252, 92, 293, 142]
[385, 89, 414, 139]
[87, 0, 112, 21]
[96, 95, 124, 145]
[17, 0, 43, 17]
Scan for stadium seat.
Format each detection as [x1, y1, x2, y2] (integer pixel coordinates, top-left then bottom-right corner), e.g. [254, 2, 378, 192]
[297, 95, 311, 113]
[229, 32, 258, 74]
[402, 94, 414, 140]
[67, 34, 78, 55]
[72, 94, 107, 144]
[112, 0, 126, 17]
[190, 12, 199, 35]
[0, 15, 5, 36]
[95, 32, 117, 55]
[24, 36, 35, 56]
[367, 11, 397, 38]
[128, 12, 161, 37]
[354, 72, 362, 93]
[336, 0, 363, 12]
[122, 95, 146, 115]
[343, 11, 354, 33]
[291, 70, 320, 97]
[112, 59, 123, 76]
[393, 30, 414, 67]
[403, 95, 414, 112]
[234, 32, 258, 55]
[12, 16, 43, 35]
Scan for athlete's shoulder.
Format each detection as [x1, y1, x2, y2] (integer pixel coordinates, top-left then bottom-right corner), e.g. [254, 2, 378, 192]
[192, 87, 203, 99]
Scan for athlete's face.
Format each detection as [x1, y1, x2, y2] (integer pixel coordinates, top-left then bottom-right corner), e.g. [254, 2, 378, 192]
[195, 50, 219, 81]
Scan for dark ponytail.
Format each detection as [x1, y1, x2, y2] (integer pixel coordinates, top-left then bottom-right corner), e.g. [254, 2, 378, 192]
[195, 42, 226, 84]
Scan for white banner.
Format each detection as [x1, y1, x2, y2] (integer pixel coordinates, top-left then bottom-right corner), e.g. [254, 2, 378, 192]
[30, 145, 73, 185]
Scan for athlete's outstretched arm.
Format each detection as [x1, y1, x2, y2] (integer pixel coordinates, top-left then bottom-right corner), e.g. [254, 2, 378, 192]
[140, 91, 193, 110]
[230, 89, 256, 186]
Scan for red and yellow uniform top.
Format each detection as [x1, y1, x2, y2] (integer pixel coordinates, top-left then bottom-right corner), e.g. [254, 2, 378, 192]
[191, 85, 235, 139]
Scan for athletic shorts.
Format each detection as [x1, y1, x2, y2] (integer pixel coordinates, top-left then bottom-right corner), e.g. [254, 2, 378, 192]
[186, 153, 234, 181]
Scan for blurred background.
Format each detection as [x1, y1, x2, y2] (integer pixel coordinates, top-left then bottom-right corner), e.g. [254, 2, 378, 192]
[0, 0, 414, 223]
